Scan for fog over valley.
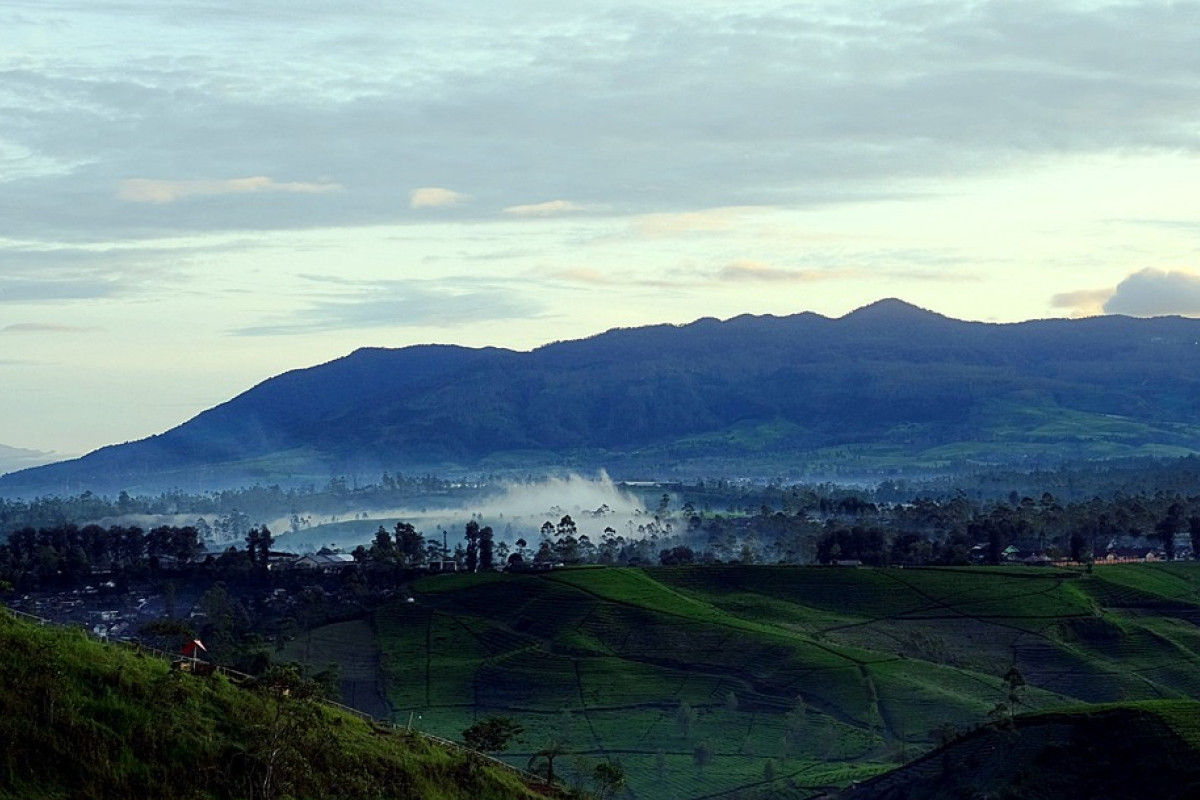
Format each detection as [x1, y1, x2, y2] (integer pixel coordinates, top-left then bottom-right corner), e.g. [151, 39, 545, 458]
[267, 472, 650, 555]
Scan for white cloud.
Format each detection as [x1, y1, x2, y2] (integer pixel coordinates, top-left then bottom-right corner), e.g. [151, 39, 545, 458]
[1103, 268, 1200, 317]
[631, 208, 751, 238]
[718, 260, 853, 283]
[118, 177, 342, 204]
[1051, 269, 1200, 318]
[1049, 288, 1113, 318]
[233, 278, 541, 335]
[503, 200, 586, 217]
[410, 187, 468, 209]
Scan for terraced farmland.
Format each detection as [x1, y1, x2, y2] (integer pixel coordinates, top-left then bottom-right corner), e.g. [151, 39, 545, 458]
[294, 564, 1200, 799]
[281, 618, 390, 718]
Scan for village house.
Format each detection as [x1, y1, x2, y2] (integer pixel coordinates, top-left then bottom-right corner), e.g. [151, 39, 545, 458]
[291, 553, 355, 571]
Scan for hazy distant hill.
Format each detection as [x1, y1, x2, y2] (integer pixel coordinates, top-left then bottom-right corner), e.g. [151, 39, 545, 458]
[0, 443, 60, 475]
[7, 298, 1200, 493]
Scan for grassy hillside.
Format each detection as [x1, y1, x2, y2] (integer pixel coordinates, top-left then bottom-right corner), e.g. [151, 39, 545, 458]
[285, 564, 1200, 799]
[0, 610, 548, 800]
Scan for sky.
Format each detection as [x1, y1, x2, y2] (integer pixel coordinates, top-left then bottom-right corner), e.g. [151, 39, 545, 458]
[4, 0, 1200, 464]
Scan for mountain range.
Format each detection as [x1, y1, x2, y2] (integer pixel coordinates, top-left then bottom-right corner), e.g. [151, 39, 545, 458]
[6, 298, 1200, 494]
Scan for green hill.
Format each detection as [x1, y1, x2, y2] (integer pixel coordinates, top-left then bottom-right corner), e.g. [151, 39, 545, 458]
[279, 564, 1200, 799]
[0, 610, 548, 800]
[847, 701, 1200, 799]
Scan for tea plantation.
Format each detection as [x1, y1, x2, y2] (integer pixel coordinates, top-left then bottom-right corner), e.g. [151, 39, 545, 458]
[287, 563, 1200, 798]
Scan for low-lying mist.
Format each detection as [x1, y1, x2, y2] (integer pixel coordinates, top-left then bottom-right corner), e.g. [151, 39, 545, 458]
[271, 471, 660, 554]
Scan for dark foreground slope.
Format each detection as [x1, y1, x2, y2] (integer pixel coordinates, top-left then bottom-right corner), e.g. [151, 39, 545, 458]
[0, 610, 545, 800]
[10, 298, 1200, 492]
[848, 702, 1200, 800]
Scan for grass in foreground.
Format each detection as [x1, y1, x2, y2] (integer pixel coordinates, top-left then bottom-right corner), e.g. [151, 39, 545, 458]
[0, 610, 546, 800]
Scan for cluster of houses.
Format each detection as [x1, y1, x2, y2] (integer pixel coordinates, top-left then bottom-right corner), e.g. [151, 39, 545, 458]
[968, 541, 1192, 566]
[15, 590, 154, 641]
[265, 551, 463, 572]
[266, 550, 473, 573]
[266, 549, 561, 574]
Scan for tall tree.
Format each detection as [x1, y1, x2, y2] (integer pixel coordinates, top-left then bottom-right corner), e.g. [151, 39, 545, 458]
[369, 526, 397, 565]
[464, 520, 480, 573]
[478, 526, 495, 571]
[556, 515, 577, 539]
[1156, 503, 1183, 561]
[246, 526, 274, 572]
[394, 521, 425, 566]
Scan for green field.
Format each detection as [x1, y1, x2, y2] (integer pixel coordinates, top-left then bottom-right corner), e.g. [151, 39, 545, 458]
[291, 564, 1200, 799]
[281, 618, 390, 717]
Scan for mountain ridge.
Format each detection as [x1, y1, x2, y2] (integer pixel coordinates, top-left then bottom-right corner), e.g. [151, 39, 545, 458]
[6, 300, 1200, 493]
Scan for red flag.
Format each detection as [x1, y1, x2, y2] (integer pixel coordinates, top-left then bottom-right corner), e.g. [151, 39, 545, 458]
[181, 639, 207, 658]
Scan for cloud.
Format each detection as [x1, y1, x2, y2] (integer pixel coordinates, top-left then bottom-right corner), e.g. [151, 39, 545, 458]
[1052, 269, 1200, 318]
[1050, 288, 1114, 318]
[0, 277, 124, 303]
[0, 242, 239, 303]
[118, 176, 342, 204]
[2, 323, 102, 334]
[503, 200, 586, 217]
[631, 209, 750, 238]
[410, 187, 468, 209]
[717, 260, 853, 283]
[7, 1, 1200, 244]
[233, 280, 542, 335]
[1102, 268, 1200, 317]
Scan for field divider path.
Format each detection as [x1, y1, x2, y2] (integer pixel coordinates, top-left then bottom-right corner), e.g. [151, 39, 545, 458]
[878, 569, 1098, 658]
[425, 607, 434, 707]
[535, 571, 895, 735]
[539, 570, 873, 668]
[573, 658, 605, 754]
[369, 613, 397, 723]
[880, 570, 1092, 697]
[905, 572, 1200, 706]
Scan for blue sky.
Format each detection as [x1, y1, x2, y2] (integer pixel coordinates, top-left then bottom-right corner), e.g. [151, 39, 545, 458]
[4, 0, 1200, 464]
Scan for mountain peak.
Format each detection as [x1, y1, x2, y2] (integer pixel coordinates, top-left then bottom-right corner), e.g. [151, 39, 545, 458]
[840, 298, 949, 324]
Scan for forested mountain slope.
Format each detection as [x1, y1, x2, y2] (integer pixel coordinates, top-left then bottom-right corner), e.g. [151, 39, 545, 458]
[8, 299, 1200, 493]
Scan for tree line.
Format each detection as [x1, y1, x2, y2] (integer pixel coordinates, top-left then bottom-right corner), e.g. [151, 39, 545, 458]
[0, 522, 281, 590]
